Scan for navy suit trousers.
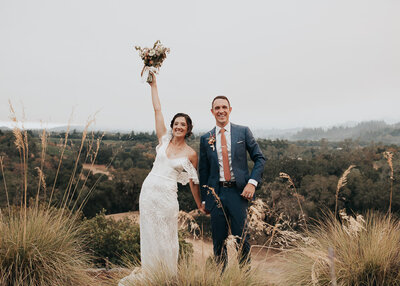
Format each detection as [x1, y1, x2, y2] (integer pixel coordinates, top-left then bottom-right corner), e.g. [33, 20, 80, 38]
[210, 185, 250, 266]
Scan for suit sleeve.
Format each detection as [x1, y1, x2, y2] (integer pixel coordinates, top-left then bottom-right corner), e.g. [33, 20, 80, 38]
[245, 127, 266, 184]
[198, 136, 210, 201]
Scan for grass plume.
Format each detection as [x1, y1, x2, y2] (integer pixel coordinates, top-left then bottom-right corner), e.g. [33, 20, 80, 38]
[335, 165, 356, 217]
[384, 151, 395, 213]
[279, 172, 308, 231]
[36, 127, 48, 201]
[202, 185, 230, 231]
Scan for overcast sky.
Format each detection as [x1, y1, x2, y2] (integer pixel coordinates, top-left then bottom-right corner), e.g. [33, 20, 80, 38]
[0, 0, 399, 132]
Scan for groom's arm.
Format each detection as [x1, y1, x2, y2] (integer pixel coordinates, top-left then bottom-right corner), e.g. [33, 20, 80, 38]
[198, 136, 210, 201]
[245, 127, 266, 184]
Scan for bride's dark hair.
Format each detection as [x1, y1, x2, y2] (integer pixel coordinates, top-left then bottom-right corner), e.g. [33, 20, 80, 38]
[170, 113, 193, 138]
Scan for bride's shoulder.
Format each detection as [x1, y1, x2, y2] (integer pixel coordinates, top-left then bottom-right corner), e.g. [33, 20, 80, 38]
[186, 147, 198, 163]
[185, 146, 197, 156]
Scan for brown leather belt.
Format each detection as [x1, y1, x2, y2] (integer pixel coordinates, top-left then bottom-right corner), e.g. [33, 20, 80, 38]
[219, 181, 236, 188]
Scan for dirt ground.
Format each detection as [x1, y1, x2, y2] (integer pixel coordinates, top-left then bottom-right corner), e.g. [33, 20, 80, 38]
[82, 163, 112, 180]
[106, 211, 140, 224]
[186, 237, 284, 282]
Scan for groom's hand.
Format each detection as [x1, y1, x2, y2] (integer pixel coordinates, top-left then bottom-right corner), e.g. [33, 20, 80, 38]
[241, 183, 255, 200]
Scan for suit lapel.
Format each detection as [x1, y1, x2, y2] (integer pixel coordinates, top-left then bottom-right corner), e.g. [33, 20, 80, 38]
[230, 123, 237, 160]
[209, 127, 219, 170]
[208, 127, 217, 154]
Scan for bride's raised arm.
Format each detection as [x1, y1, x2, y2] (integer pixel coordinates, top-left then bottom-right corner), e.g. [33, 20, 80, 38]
[148, 73, 167, 143]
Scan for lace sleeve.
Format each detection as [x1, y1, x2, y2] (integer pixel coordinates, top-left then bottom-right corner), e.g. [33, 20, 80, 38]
[177, 158, 199, 185]
[156, 130, 172, 152]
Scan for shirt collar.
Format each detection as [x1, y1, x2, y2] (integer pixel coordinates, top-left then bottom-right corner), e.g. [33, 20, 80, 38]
[216, 122, 231, 134]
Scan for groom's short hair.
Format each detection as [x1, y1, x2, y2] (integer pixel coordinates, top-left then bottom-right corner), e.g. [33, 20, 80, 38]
[212, 96, 230, 108]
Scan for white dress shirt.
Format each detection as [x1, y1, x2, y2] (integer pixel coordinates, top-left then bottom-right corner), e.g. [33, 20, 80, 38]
[215, 123, 258, 187]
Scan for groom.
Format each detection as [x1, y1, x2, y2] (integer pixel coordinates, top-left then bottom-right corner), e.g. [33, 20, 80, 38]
[199, 96, 266, 266]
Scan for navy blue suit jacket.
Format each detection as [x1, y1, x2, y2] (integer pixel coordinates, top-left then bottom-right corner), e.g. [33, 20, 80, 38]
[199, 123, 266, 212]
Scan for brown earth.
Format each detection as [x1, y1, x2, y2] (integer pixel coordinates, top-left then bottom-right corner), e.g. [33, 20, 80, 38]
[106, 211, 140, 224]
[82, 163, 112, 180]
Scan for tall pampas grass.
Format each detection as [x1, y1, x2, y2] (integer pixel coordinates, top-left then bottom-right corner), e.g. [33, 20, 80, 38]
[36, 127, 48, 202]
[0, 104, 102, 285]
[48, 113, 72, 207]
[0, 156, 10, 211]
[275, 211, 400, 286]
[61, 115, 96, 211]
[9, 101, 29, 245]
[0, 206, 94, 286]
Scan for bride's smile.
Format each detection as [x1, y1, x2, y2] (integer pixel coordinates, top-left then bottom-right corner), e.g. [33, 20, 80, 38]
[172, 117, 188, 137]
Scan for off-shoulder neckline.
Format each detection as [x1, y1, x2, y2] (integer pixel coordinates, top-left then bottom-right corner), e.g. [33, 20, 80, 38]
[165, 141, 191, 161]
[159, 132, 196, 166]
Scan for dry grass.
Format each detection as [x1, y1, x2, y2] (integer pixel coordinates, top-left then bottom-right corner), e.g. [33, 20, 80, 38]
[279, 172, 308, 231]
[178, 210, 201, 239]
[114, 250, 267, 286]
[0, 104, 105, 285]
[0, 206, 94, 286]
[0, 156, 10, 210]
[275, 211, 400, 286]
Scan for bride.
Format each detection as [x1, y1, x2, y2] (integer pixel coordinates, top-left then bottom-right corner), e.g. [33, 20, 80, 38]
[119, 74, 205, 285]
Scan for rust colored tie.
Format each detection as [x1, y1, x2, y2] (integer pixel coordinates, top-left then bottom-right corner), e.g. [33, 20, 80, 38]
[220, 128, 231, 182]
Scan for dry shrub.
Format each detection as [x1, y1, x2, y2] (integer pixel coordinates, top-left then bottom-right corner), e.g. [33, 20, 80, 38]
[247, 198, 310, 248]
[276, 211, 400, 286]
[178, 210, 201, 239]
[0, 206, 94, 286]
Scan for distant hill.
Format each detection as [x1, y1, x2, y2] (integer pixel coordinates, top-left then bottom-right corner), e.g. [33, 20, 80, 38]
[48, 125, 85, 132]
[2, 120, 400, 144]
[253, 128, 301, 140]
[0, 126, 11, 131]
[291, 120, 400, 144]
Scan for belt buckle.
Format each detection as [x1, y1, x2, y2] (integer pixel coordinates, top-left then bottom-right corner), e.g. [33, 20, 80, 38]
[221, 181, 234, 188]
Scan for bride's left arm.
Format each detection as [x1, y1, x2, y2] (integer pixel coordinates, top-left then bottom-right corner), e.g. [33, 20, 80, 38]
[188, 153, 205, 214]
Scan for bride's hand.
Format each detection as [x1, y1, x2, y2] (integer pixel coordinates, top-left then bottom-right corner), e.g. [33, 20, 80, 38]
[198, 203, 207, 215]
[148, 72, 157, 87]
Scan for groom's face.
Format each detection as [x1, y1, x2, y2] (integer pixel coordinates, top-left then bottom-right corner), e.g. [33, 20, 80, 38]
[211, 99, 232, 127]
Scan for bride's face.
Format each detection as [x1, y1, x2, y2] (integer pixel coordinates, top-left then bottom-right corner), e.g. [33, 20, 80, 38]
[172, 117, 188, 138]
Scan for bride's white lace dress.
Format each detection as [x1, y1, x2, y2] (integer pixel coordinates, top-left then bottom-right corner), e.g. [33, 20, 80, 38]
[119, 132, 199, 285]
